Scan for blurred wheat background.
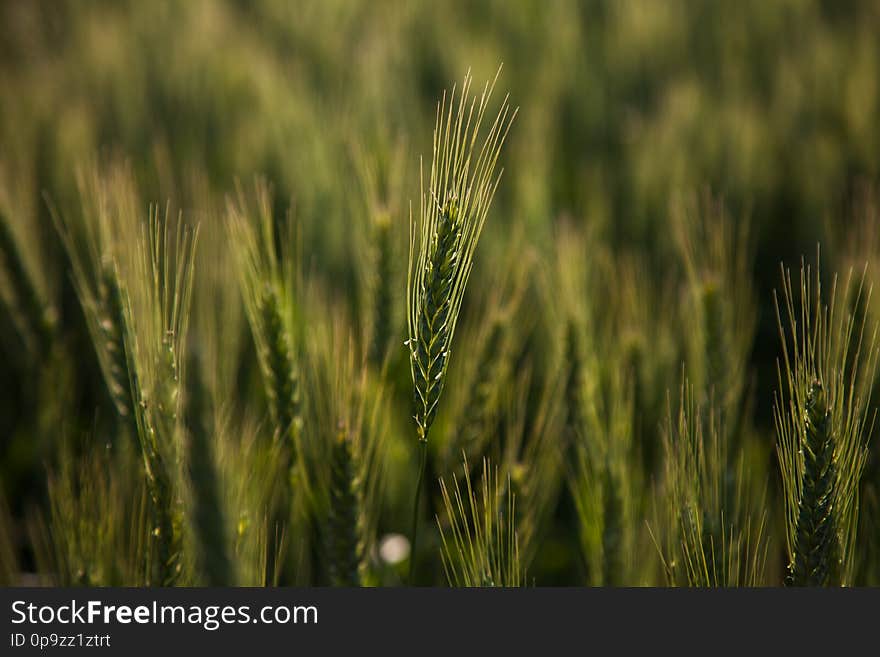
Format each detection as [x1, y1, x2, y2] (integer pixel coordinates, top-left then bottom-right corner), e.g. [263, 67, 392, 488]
[2, 0, 880, 586]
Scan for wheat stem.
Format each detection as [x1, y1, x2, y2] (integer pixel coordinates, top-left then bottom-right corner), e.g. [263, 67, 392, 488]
[601, 462, 624, 586]
[408, 439, 428, 584]
[184, 351, 232, 586]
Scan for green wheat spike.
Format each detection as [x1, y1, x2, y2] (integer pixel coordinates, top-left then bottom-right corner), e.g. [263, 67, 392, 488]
[412, 200, 460, 442]
[786, 381, 840, 586]
[98, 262, 137, 424]
[326, 429, 363, 587]
[406, 69, 516, 582]
[775, 260, 878, 587]
[258, 285, 301, 455]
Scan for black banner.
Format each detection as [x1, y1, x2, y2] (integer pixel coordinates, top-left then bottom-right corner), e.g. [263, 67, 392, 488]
[1, 587, 877, 654]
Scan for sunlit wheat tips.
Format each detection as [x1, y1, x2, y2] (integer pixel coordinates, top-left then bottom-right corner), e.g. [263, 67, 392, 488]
[135, 208, 198, 440]
[438, 457, 523, 587]
[661, 381, 768, 586]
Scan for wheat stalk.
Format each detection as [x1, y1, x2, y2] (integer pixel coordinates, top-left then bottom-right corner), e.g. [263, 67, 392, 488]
[52, 168, 138, 434]
[353, 136, 407, 369]
[405, 68, 515, 582]
[183, 349, 233, 586]
[567, 362, 640, 586]
[774, 256, 879, 586]
[54, 167, 197, 584]
[228, 180, 302, 582]
[300, 302, 388, 586]
[672, 192, 755, 419]
[228, 180, 301, 458]
[123, 208, 198, 586]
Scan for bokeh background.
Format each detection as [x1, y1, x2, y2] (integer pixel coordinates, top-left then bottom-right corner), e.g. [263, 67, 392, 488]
[2, 0, 880, 585]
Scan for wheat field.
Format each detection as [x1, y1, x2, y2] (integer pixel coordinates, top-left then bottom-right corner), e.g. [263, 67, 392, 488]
[2, 0, 880, 587]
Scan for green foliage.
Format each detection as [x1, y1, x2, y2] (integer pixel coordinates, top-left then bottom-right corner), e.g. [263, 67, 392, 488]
[3, 1, 880, 588]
